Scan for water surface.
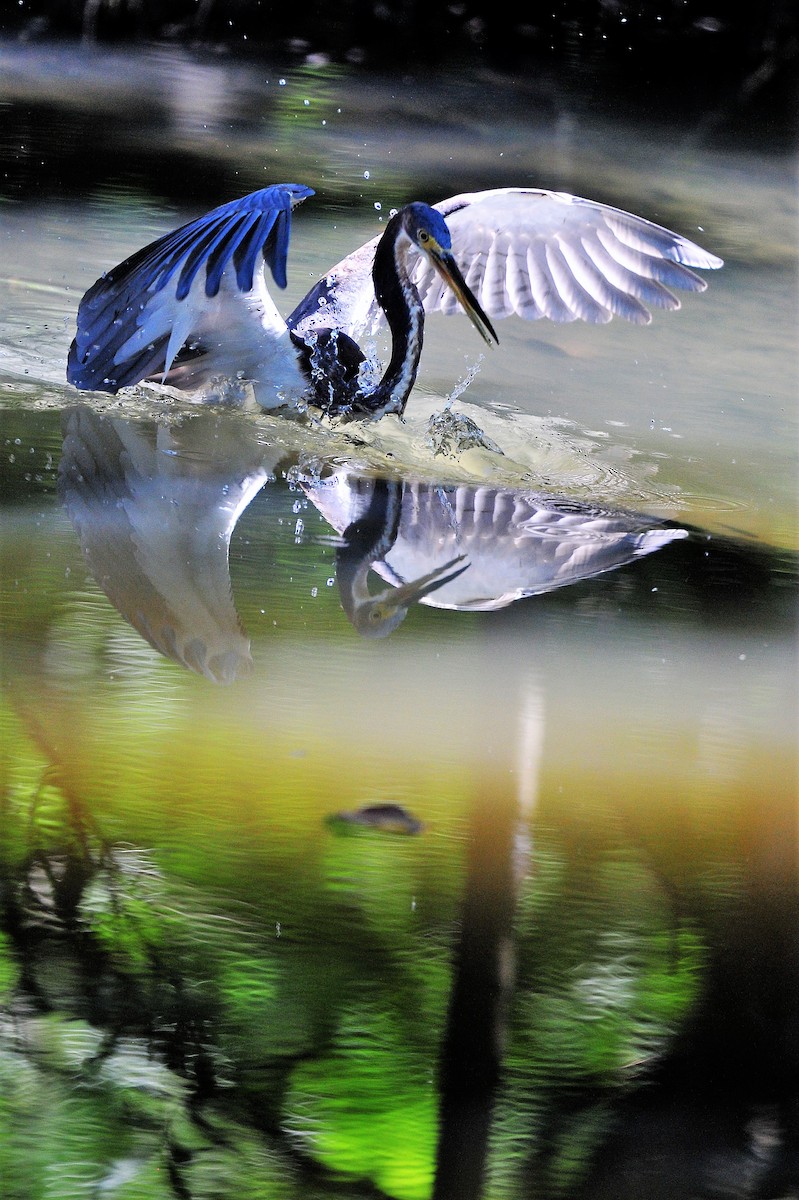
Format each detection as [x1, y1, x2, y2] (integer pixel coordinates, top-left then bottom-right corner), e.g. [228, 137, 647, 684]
[1, 42, 797, 1200]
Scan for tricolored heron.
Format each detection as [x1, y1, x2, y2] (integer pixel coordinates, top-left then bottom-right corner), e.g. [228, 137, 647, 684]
[67, 183, 722, 419]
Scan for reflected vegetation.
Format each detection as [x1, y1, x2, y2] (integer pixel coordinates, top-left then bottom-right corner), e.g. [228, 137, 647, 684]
[2, 641, 797, 1199]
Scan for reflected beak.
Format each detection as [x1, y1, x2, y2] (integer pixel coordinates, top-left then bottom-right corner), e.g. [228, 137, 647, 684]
[382, 554, 469, 610]
[430, 248, 498, 347]
[360, 555, 470, 638]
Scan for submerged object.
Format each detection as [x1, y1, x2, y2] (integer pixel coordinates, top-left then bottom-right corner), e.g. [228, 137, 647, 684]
[325, 803, 425, 835]
[68, 183, 722, 420]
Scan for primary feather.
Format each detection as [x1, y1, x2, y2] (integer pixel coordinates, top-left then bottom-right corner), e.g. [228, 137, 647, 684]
[67, 184, 312, 400]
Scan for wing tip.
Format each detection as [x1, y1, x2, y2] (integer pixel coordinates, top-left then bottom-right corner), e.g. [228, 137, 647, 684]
[677, 247, 724, 271]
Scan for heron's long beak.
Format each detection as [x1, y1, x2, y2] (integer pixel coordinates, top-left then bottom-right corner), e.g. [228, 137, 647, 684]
[358, 555, 470, 638]
[381, 554, 469, 610]
[431, 249, 498, 347]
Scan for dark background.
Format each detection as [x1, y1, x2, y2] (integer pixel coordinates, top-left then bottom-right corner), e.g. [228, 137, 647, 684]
[3, 0, 797, 127]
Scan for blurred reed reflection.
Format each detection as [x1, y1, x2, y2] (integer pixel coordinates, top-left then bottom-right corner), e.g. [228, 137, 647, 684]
[3, 623, 796, 1200]
[57, 403, 693, 675]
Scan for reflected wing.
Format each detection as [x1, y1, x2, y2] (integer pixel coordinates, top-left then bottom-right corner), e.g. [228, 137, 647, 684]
[305, 470, 690, 616]
[379, 485, 690, 610]
[58, 406, 273, 683]
[67, 184, 313, 394]
[290, 186, 722, 342]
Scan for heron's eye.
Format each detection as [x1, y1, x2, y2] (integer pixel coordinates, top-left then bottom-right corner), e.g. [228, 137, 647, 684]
[418, 229, 430, 244]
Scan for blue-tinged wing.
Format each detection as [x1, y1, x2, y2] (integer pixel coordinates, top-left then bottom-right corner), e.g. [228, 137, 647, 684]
[68, 184, 313, 395]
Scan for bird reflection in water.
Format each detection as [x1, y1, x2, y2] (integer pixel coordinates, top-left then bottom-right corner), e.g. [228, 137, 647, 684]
[58, 406, 273, 683]
[58, 405, 687, 677]
[304, 469, 688, 637]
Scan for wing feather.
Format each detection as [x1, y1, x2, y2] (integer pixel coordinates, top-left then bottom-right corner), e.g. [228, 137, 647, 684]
[557, 235, 651, 324]
[68, 184, 313, 394]
[579, 232, 681, 311]
[546, 240, 613, 323]
[432, 188, 721, 324]
[506, 240, 543, 320]
[594, 226, 709, 291]
[527, 239, 577, 322]
[291, 186, 720, 345]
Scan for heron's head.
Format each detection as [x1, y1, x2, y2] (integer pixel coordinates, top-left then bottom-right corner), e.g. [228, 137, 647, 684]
[401, 203, 498, 347]
[337, 551, 470, 639]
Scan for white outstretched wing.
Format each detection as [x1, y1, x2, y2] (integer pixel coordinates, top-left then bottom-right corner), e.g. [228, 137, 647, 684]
[425, 188, 723, 324]
[289, 186, 722, 342]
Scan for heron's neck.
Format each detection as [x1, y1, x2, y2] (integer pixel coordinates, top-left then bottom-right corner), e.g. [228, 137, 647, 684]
[335, 477, 403, 629]
[355, 219, 423, 417]
[292, 216, 424, 419]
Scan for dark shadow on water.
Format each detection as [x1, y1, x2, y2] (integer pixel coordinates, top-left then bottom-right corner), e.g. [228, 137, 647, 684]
[3, 0, 796, 117]
[0, 27, 795, 208]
